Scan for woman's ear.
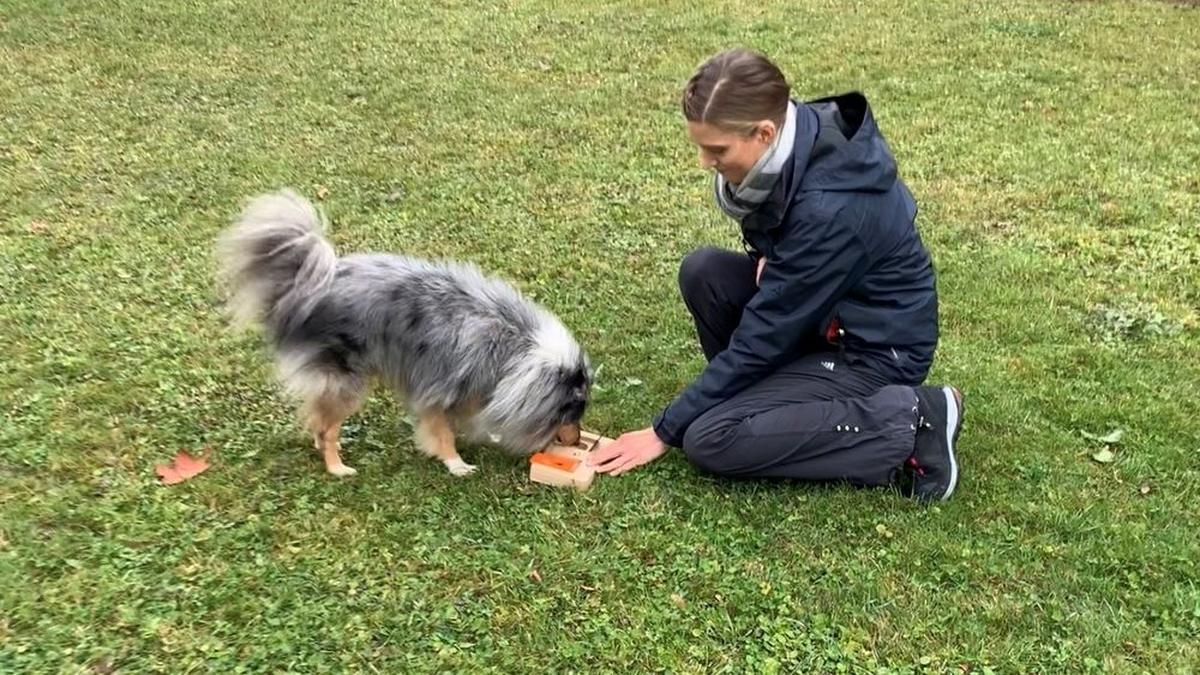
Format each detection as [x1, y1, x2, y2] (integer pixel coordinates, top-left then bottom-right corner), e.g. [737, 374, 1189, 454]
[755, 120, 778, 145]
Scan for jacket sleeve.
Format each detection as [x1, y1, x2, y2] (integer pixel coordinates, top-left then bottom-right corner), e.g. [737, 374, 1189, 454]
[652, 211, 871, 447]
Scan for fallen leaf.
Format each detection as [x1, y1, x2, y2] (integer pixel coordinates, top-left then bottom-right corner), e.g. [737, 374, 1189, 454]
[27, 221, 50, 234]
[1139, 484, 1151, 495]
[1091, 448, 1116, 464]
[624, 378, 644, 387]
[1081, 429, 1124, 445]
[670, 593, 686, 609]
[155, 449, 211, 485]
[530, 569, 542, 583]
[315, 185, 330, 200]
[384, 189, 404, 203]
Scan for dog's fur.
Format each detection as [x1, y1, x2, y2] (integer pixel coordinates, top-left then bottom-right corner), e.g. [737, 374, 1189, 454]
[216, 189, 590, 477]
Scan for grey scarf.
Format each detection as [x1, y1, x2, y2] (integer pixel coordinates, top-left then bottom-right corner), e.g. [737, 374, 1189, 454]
[713, 101, 798, 222]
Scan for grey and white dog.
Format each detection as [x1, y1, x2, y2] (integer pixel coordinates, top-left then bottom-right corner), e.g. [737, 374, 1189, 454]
[217, 189, 590, 477]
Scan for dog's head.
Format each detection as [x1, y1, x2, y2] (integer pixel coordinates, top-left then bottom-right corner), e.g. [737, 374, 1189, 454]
[476, 318, 593, 454]
[510, 349, 592, 453]
[548, 360, 591, 447]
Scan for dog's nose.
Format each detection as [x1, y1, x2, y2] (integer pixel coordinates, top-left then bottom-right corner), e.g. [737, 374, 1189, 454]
[556, 423, 581, 446]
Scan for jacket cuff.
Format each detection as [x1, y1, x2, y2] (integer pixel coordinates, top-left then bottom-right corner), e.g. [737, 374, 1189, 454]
[652, 407, 686, 449]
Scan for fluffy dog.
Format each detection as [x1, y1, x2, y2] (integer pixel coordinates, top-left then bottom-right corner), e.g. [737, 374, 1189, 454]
[216, 189, 590, 477]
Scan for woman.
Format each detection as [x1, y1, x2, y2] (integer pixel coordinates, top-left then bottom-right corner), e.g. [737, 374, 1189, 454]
[589, 49, 964, 501]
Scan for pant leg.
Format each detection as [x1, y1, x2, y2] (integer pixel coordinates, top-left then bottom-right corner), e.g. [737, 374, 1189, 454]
[678, 247, 758, 361]
[681, 352, 920, 486]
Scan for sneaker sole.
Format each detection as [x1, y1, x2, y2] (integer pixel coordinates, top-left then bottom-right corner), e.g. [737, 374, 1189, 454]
[939, 386, 962, 501]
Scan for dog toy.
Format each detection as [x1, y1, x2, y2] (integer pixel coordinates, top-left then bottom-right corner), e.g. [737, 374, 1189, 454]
[529, 430, 610, 491]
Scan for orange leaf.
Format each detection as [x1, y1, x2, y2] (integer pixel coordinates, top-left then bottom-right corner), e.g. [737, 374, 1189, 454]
[155, 449, 211, 485]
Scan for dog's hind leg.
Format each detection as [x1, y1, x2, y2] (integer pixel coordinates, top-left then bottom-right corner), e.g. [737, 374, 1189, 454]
[301, 385, 366, 478]
[415, 409, 476, 477]
[319, 422, 355, 477]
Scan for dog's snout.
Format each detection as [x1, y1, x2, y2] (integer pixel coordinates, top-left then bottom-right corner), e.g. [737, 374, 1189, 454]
[556, 423, 581, 446]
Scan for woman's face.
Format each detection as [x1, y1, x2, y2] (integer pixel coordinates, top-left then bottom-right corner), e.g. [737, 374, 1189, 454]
[687, 119, 777, 185]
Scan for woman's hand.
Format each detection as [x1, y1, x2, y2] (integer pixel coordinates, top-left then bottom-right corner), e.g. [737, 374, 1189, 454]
[588, 426, 668, 476]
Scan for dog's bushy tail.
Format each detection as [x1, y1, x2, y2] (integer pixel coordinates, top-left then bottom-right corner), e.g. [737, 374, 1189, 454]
[216, 189, 337, 332]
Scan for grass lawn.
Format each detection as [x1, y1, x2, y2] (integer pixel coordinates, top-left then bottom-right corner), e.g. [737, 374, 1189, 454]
[3, 0, 1199, 671]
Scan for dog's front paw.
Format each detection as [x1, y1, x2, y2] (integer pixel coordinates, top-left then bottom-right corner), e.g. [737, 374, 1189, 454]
[444, 458, 478, 477]
[326, 463, 358, 478]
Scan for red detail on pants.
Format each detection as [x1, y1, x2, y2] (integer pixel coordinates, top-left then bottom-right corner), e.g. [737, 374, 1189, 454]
[826, 317, 843, 344]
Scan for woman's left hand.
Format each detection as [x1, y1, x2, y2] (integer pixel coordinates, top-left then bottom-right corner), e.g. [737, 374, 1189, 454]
[588, 426, 668, 475]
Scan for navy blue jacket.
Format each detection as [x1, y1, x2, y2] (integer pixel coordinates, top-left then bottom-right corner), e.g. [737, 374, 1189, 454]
[653, 92, 939, 448]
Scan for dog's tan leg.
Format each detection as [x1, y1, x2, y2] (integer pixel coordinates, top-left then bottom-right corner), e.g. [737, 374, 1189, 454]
[416, 409, 476, 477]
[320, 421, 356, 478]
[303, 398, 358, 478]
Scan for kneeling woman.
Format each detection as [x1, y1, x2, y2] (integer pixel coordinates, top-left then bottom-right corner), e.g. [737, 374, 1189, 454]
[590, 49, 964, 501]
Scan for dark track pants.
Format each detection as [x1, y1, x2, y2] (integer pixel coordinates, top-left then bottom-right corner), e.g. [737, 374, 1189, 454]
[677, 247, 921, 486]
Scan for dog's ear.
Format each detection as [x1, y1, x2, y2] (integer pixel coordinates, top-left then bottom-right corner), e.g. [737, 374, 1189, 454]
[556, 367, 589, 407]
[560, 366, 589, 392]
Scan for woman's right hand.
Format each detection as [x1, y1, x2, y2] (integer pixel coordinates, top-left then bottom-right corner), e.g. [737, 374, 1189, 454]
[588, 426, 668, 476]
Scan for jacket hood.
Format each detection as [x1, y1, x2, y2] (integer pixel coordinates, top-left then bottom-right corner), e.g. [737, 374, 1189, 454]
[800, 92, 899, 193]
[741, 92, 901, 234]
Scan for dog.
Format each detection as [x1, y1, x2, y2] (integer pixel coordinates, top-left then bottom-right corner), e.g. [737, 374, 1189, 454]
[216, 189, 590, 477]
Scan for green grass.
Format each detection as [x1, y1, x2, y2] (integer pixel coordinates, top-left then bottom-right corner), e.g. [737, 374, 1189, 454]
[2, 0, 1199, 671]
